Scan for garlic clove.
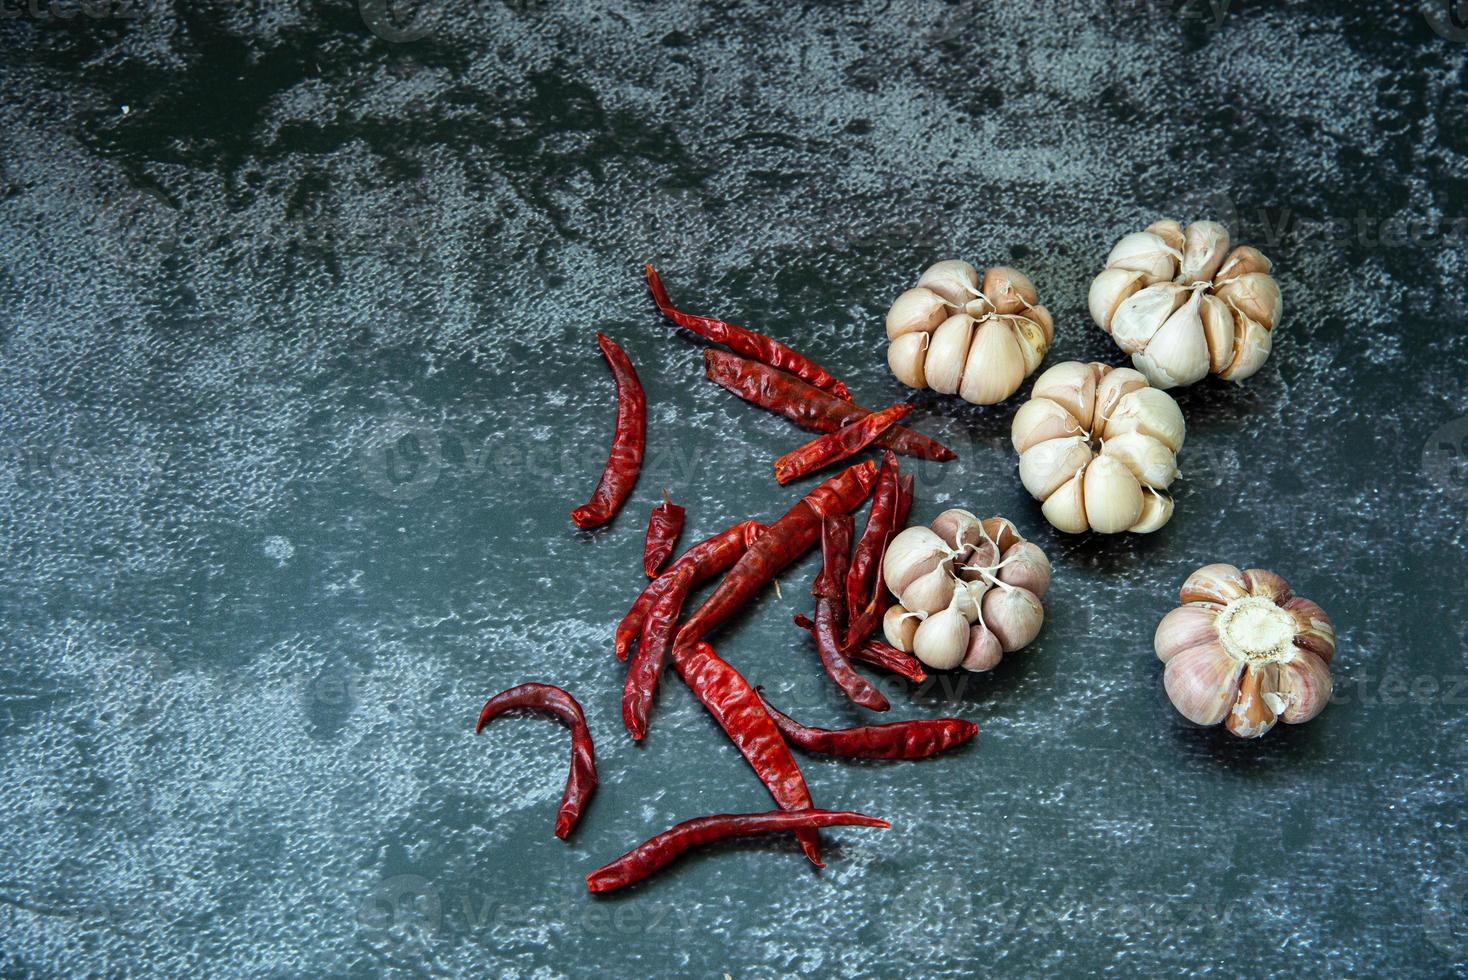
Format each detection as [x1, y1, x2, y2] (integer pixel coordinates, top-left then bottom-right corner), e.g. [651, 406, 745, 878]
[1011, 397, 1085, 454]
[1214, 272, 1282, 330]
[1110, 282, 1188, 355]
[1027, 305, 1055, 345]
[1101, 387, 1185, 453]
[1080, 455, 1143, 534]
[1284, 597, 1336, 663]
[1225, 663, 1281, 739]
[951, 579, 983, 620]
[882, 526, 951, 596]
[1101, 431, 1179, 489]
[981, 266, 1038, 314]
[886, 287, 949, 340]
[1199, 293, 1236, 376]
[883, 603, 920, 652]
[1277, 649, 1333, 723]
[981, 586, 1044, 652]
[961, 623, 1003, 672]
[1088, 268, 1146, 331]
[887, 331, 929, 389]
[964, 295, 995, 318]
[1041, 467, 1089, 534]
[1215, 244, 1273, 282]
[996, 541, 1051, 598]
[1132, 288, 1211, 389]
[1145, 219, 1185, 253]
[1107, 231, 1180, 284]
[1163, 642, 1245, 726]
[930, 508, 983, 550]
[1218, 308, 1273, 383]
[980, 517, 1023, 554]
[1154, 603, 1220, 663]
[1243, 568, 1293, 604]
[1031, 361, 1099, 430]
[925, 314, 977, 395]
[1093, 366, 1150, 428]
[1019, 435, 1092, 500]
[959, 317, 1027, 405]
[1010, 316, 1049, 375]
[899, 563, 957, 615]
[912, 605, 970, 670]
[1127, 490, 1174, 533]
[1180, 563, 1249, 605]
[916, 259, 979, 308]
[1179, 221, 1230, 285]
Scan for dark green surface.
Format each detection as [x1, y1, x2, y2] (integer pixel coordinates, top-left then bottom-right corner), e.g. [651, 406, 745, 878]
[2, 1, 1467, 976]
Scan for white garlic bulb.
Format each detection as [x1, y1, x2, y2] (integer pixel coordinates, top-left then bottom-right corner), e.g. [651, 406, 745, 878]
[884, 259, 1052, 405]
[882, 509, 1048, 673]
[1089, 220, 1282, 389]
[1011, 361, 1185, 535]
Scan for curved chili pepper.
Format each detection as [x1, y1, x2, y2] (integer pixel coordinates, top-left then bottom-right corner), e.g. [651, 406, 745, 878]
[623, 563, 696, 741]
[670, 640, 824, 866]
[586, 808, 890, 893]
[793, 613, 926, 684]
[773, 403, 912, 486]
[646, 265, 851, 400]
[571, 334, 646, 529]
[475, 684, 597, 839]
[704, 349, 955, 462]
[675, 460, 877, 651]
[812, 515, 888, 712]
[846, 452, 900, 621]
[756, 690, 976, 759]
[642, 490, 685, 578]
[895, 472, 915, 530]
[615, 519, 765, 661]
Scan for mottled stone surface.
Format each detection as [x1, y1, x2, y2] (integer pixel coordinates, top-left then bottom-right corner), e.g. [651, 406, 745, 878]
[2, 0, 1466, 975]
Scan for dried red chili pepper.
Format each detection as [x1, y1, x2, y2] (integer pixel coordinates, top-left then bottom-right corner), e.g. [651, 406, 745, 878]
[585, 808, 889, 893]
[793, 614, 926, 684]
[615, 519, 765, 661]
[675, 460, 877, 650]
[756, 690, 976, 760]
[623, 563, 696, 741]
[646, 265, 851, 401]
[812, 515, 888, 712]
[670, 640, 824, 866]
[846, 452, 900, 621]
[704, 349, 956, 462]
[570, 334, 646, 529]
[894, 473, 915, 530]
[642, 490, 685, 578]
[773, 403, 912, 486]
[475, 683, 597, 839]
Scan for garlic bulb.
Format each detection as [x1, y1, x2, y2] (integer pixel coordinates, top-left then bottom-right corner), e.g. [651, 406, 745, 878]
[882, 509, 1048, 672]
[1011, 361, 1185, 535]
[1155, 564, 1336, 739]
[884, 259, 1052, 405]
[1090, 220, 1282, 389]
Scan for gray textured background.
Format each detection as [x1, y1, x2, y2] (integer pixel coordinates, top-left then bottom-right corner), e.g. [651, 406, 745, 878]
[2, 0, 1467, 976]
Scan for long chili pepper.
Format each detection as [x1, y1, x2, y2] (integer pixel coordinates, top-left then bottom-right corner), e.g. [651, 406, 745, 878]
[585, 808, 890, 893]
[675, 460, 877, 651]
[623, 563, 696, 741]
[812, 516, 888, 712]
[755, 690, 977, 760]
[773, 403, 912, 486]
[642, 490, 685, 578]
[645, 264, 852, 401]
[704, 349, 956, 462]
[570, 334, 646, 529]
[615, 519, 766, 661]
[894, 472, 915, 530]
[475, 684, 597, 840]
[670, 640, 825, 866]
[846, 452, 900, 622]
[793, 613, 926, 684]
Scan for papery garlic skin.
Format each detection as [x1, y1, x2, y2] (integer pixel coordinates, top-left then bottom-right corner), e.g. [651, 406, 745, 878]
[881, 508, 1048, 673]
[1154, 564, 1336, 739]
[1090, 220, 1282, 389]
[1010, 361, 1185, 535]
[884, 259, 1051, 405]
